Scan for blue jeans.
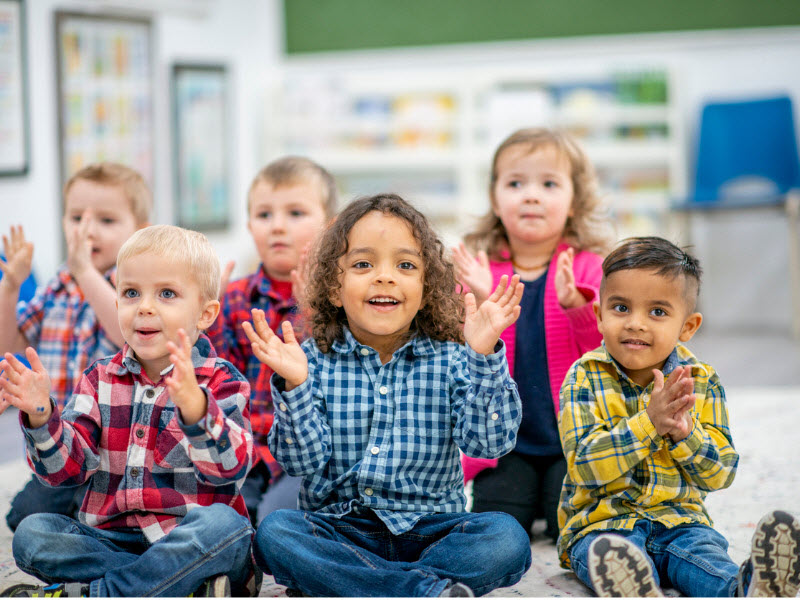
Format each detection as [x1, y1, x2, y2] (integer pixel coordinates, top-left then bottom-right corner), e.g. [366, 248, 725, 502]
[6, 475, 88, 532]
[255, 508, 532, 597]
[569, 519, 740, 597]
[12, 504, 254, 597]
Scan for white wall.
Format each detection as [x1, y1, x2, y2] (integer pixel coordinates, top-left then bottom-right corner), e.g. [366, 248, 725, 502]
[2, 0, 282, 280]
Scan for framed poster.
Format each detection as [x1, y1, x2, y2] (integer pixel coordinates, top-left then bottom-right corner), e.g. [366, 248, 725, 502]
[54, 11, 154, 188]
[171, 63, 230, 230]
[0, 0, 29, 175]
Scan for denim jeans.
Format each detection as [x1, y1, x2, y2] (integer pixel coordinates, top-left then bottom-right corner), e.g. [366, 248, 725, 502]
[569, 519, 740, 597]
[5, 475, 89, 532]
[12, 504, 253, 597]
[255, 508, 532, 597]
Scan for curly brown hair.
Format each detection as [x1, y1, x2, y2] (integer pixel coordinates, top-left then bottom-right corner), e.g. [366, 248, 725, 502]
[464, 128, 615, 258]
[305, 194, 465, 352]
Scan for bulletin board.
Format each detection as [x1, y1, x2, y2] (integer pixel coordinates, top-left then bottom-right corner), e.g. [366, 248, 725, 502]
[54, 11, 154, 187]
[0, 0, 29, 175]
[283, 0, 800, 54]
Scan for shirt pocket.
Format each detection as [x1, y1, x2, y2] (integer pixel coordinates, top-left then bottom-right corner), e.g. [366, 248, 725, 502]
[153, 409, 193, 470]
[395, 381, 451, 440]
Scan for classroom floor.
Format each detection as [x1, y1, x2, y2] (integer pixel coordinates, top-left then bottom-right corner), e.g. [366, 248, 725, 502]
[0, 329, 797, 596]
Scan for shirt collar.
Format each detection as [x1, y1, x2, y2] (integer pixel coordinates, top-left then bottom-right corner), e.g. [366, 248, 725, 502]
[246, 265, 283, 302]
[331, 326, 436, 359]
[111, 333, 218, 380]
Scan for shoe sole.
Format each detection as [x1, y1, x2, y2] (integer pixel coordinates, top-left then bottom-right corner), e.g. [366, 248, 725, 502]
[588, 535, 662, 597]
[749, 510, 800, 597]
[209, 575, 231, 597]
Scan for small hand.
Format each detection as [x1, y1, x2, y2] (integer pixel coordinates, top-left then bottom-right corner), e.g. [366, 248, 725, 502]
[0, 225, 34, 291]
[290, 242, 312, 308]
[218, 260, 235, 300]
[647, 366, 695, 440]
[165, 329, 206, 424]
[0, 349, 52, 426]
[463, 274, 524, 355]
[65, 211, 95, 278]
[451, 243, 492, 305]
[242, 309, 308, 389]
[555, 248, 584, 309]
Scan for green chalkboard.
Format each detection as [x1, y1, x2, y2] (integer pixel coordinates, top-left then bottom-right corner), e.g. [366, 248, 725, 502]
[283, 0, 800, 54]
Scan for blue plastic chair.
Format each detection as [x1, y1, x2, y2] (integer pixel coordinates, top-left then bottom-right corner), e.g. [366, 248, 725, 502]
[672, 95, 800, 337]
[0, 254, 37, 367]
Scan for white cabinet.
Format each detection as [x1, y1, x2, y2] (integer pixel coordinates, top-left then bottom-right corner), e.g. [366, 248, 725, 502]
[262, 67, 684, 244]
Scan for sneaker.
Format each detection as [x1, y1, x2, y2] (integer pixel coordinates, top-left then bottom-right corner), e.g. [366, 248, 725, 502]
[588, 534, 663, 597]
[439, 582, 475, 597]
[191, 574, 231, 597]
[746, 510, 800, 597]
[0, 583, 89, 597]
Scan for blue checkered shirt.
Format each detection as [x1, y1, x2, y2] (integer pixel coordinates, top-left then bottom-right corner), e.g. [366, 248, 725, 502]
[269, 327, 522, 535]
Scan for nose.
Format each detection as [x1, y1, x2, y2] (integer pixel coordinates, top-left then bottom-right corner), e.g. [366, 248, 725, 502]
[624, 312, 646, 331]
[269, 212, 287, 232]
[374, 266, 396, 285]
[81, 210, 98, 238]
[137, 295, 155, 315]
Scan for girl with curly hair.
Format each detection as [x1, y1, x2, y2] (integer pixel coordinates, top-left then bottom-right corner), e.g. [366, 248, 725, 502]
[242, 194, 532, 597]
[452, 128, 616, 543]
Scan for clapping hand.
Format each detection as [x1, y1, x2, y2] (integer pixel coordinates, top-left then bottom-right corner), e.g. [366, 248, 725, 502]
[647, 366, 695, 442]
[452, 243, 493, 306]
[242, 309, 308, 390]
[0, 225, 33, 292]
[554, 248, 585, 309]
[0, 349, 52, 428]
[463, 274, 524, 355]
[165, 329, 206, 425]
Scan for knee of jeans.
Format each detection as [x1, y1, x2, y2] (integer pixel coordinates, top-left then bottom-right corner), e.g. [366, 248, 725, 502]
[254, 510, 301, 567]
[187, 504, 250, 545]
[475, 513, 532, 571]
[12, 514, 59, 566]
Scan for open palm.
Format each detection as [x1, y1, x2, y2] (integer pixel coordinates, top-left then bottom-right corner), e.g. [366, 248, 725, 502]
[463, 274, 524, 355]
[0, 225, 33, 290]
[0, 349, 52, 421]
[243, 309, 308, 388]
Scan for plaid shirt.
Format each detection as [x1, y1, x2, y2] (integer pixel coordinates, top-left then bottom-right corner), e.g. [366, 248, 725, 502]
[17, 265, 120, 408]
[557, 343, 739, 567]
[207, 267, 298, 480]
[269, 327, 522, 535]
[21, 334, 253, 543]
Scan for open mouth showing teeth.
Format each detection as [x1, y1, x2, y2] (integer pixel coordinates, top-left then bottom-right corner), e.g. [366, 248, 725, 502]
[369, 298, 399, 305]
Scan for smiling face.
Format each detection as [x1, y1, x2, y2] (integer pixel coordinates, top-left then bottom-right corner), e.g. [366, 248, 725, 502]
[492, 144, 574, 254]
[332, 211, 424, 362]
[594, 268, 702, 386]
[116, 251, 219, 381]
[247, 181, 328, 281]
[62, 179, 141, 273]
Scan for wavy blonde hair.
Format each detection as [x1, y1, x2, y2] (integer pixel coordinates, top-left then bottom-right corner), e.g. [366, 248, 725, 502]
[464, 128, 615, 258]
[64, 162, 152, 225]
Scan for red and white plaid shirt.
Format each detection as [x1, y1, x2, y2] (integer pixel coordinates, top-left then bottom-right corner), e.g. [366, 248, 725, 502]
[21, 334, 253, 542]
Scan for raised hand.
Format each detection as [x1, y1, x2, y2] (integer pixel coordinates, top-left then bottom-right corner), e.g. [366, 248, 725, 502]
[242, 309, 308, 389]
[290, 242, 313, 309]
[554, 247, 584, 309]
[0, 349, 52, 427]
[0, 225, 34, 291]
[65, 210, 96, 278]
[165, 329, 206, 425]
[452, 242, 493, 305]
[463, 274, 524, 355]
[647, 366, 696, 442]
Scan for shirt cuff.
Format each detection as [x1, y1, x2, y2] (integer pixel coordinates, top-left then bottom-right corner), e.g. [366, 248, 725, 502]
[627, 408, 663, 450]
[270, 373, 315, 423]
[667, 415, 703, 461]
[466, 340, 508, 377]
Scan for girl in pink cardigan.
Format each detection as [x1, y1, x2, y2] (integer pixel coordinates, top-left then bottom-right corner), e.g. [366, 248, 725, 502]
[452, 128, 615, 541]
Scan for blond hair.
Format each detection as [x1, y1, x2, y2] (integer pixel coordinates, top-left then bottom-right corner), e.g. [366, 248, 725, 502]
[248, 156, 337, 218]
[465, 128, 615, 257]
[117, 225, 220, 302]
[64, 162, 152, 225]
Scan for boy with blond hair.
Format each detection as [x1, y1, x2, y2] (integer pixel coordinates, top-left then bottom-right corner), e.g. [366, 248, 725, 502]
[557, 236, 800, 597]
[0, 162, 151, 531]
[0, 225, 256, 597]
[208, 156, 336, 524]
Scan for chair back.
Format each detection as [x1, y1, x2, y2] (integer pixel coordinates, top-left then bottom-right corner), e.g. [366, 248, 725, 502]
[692, 95, 800, 203]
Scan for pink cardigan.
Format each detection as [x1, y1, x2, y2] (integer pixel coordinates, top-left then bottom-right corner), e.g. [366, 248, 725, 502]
[463, 242, 603, 481]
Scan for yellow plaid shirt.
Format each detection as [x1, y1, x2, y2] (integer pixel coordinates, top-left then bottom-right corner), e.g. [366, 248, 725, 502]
[556, 343, 739, 568]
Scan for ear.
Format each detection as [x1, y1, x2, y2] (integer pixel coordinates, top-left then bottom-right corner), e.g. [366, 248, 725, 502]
[592, 300, 604, 333]
[197, 298, 220, 331]
[678, 311, 703, 342]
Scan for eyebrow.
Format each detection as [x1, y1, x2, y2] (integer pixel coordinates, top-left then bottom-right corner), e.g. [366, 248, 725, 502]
[346, 247, 421, 258]
[607, 294, 675, 309]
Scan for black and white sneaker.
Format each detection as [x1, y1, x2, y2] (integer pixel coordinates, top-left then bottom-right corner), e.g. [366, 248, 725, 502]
[747, 510, 800, 597]
[191, 574, 231, 597]
[439, 582, 474, 597]
[588, 534, 663, 597]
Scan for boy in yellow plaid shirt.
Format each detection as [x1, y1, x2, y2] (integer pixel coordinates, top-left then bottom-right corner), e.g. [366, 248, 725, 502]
[557, 236, 800, 597]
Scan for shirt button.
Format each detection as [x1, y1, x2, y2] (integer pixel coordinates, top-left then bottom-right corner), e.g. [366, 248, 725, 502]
[279, 403, 288, 412]
[136, 429, 144, 438]
[364, 488, 373, 496]
[130, 468, 140, 477]
[219, 439, 228, 448]
[379, 386, 388, 395]
[145, 389, 155, 398]
[491, 413, 499, 421]
[371, 446, 380, 455]
[286, 437, 293, 445]
[360, 348, 370, 356]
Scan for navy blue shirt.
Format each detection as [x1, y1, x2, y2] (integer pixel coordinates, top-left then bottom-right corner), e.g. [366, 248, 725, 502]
[513, 271, 562, 456]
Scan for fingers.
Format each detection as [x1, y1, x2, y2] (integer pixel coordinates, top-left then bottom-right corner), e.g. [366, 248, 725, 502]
[476, 250, 489, 269]
[250, 308, 273, 341]
[281, 321, 298, 346]
[25, 347, 46, 374]
[652, 369, 665, 393]
[486, 274, 508, 303]
[464, 292, 477, 318]
[242, 319, 272, 348]
[493, 274, 522, 309]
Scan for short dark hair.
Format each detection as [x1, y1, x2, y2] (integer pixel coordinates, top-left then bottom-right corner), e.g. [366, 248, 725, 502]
[601, 236, 703, 308]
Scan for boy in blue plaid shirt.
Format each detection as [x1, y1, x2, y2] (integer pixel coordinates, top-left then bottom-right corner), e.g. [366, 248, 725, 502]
[243, 194, 532, 597]
[557, 236, 800, 597]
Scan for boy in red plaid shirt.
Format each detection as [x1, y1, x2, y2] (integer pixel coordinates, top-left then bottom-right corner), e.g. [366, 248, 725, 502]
[0, 225, 256, 597]
[208, 157, 336, 526]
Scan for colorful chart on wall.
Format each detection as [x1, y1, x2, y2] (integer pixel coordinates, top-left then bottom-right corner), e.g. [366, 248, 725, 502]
[0, 0, 29, 175]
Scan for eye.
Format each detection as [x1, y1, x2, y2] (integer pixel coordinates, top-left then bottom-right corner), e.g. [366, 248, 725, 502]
[122, 288, 139, 299]
[612, 303, 628, 313]
[101, 217, 115, 225]
[256, 211, 270, 219]
[508, 180, 522, 189]
[543, 179, 558, 188]
[398, 261, 417, 270]
[353, 261, 372, 269]
[160, 289, 177, 299]
[651, 307, 667, 317]
[289, 209, 306, 218]
[70, 215, 82, 223]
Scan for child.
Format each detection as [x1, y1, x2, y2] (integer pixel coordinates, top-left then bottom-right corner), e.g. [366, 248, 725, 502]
[207, 156, 336, 525]
[0, 225, 257, 597]
[244, 194, 532, 597]
[557, 236, 800, 597]
[452, 127, 615, 541]
[0, 162, 151, 531]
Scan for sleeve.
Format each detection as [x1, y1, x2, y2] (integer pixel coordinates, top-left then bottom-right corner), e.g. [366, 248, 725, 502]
[22, 371, 103, 487]
[667, 372, 738, 491]
[450, 342, 522, 459]
[16, 280, 49, 347]
[179, 362, 253, 486]
[267, 343, 332, 477]
[558, 364, 661, 490]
